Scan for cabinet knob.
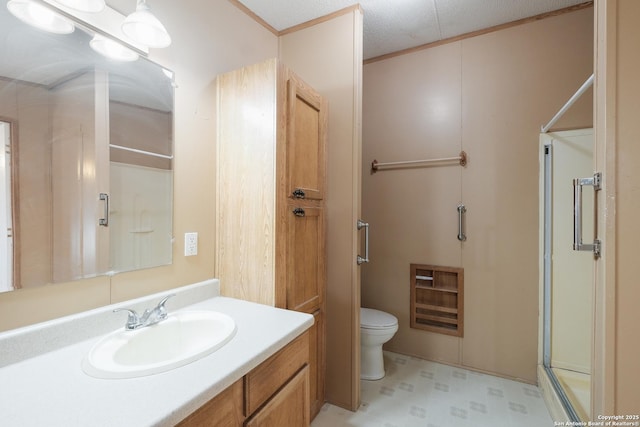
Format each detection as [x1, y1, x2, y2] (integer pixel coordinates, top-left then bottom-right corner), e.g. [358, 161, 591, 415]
[292, 207, 306, 217]
[292, 189, 306, 199]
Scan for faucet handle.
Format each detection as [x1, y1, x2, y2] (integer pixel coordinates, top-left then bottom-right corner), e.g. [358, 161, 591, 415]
[156, 293, 176, 309]
[113, 308, 141, 330]
[154, 294, 176, 320]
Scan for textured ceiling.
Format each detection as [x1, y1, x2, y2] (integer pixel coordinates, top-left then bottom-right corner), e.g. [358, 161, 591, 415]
[237, 0, 589, 60]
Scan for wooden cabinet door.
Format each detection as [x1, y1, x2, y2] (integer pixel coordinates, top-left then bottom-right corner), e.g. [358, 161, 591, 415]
[244, 332, 309, 415]
[245, 366, 310, 427]
[286, 76, 327, 202]
[177, 379, 244, 427]
[286, 205, 325, 313]
[309, 310, 325, 419]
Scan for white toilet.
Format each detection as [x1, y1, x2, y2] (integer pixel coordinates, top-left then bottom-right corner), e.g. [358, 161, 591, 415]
[360, 307, 399, 380]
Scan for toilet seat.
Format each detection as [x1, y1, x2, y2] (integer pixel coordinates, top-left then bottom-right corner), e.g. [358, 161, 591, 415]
[361, 308, 398, 330]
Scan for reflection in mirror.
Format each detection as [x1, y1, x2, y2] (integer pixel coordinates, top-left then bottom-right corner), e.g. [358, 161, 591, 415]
[0, 3, 174, 293]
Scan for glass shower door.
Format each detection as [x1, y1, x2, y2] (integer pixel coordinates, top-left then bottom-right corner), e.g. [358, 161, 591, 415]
[542, 129, 594, 421]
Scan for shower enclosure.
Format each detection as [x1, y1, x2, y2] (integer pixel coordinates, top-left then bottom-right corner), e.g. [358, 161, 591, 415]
[540, 129, 595, 421]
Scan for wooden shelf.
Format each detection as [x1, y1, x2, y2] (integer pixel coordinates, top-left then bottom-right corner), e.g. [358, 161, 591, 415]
[414, 303, 458, 314]
[415, 313, 458, 325]
[410, 264, 464, 337]
[415, 284, 458, 293]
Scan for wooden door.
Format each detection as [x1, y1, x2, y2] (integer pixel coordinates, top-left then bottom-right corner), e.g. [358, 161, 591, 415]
[245, 366, 310, 427]
[286, 205, 324, 313]
[309, 310, 325, 419]
[286, 76, 327, 202]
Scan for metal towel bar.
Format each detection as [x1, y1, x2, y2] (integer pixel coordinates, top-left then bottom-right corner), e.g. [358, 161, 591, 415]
[371, 151, 467, 173]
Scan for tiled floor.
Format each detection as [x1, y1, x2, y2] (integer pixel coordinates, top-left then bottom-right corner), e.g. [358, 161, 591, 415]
[312, 351, 554, 427]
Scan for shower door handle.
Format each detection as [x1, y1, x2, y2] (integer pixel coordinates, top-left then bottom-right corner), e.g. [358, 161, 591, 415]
[99, 193, 109, 227]
[573, 173, 601, 258]
[357, 219, 369, 265]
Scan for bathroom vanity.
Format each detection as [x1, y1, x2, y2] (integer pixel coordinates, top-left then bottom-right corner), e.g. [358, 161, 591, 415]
[179, 332, 310, 426]
[0, 279, 313, 426]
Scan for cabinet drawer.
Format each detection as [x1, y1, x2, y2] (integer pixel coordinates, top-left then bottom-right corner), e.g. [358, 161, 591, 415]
[245, 365, 310, 427]
[245, 331, 309, 415]
[177, 379, 244, 427]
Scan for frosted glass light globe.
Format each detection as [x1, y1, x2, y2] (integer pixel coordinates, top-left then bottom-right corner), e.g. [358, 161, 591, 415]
[121, 0, 171, 48]
[7, 0, 75, 34]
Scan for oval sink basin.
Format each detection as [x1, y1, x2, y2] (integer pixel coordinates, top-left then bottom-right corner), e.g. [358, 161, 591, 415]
[82, 310, 236, 379]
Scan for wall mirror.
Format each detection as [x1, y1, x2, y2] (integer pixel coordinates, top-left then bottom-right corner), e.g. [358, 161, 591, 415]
[0, 3, 174, 293]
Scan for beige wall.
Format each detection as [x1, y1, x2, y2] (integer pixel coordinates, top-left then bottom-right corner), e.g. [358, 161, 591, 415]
[594, 0, 640, 415]
[362, 8, 593, 383]
[0, 0, 278, 331]
[279, 8, 363, 410]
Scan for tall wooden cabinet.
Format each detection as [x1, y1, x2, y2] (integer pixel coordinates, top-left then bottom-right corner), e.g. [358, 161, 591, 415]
[216, 58, 327, 420]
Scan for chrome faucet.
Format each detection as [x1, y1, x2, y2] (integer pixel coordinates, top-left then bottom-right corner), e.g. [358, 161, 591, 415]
[113, 294, 176, 330]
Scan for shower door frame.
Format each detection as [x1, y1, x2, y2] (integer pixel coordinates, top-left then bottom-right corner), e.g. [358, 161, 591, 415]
[541, 130, 595, 423]
[542, 142, 580, 422]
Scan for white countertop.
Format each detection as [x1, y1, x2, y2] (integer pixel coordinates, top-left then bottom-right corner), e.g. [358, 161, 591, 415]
[0, 281, 314, 427]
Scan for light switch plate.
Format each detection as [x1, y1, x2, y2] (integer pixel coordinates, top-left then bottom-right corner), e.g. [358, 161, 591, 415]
[184, 232, 198, 256]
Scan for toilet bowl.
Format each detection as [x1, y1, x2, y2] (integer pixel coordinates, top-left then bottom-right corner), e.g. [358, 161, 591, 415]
[360, 307, 398, 380]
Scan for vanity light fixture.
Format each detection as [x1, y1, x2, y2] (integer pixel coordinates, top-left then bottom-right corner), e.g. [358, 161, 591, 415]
[121, 0, 171, 48]
[7, 0, 75, 34]
[90, 34, 139, 61]
[53, 0, 105, 13]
